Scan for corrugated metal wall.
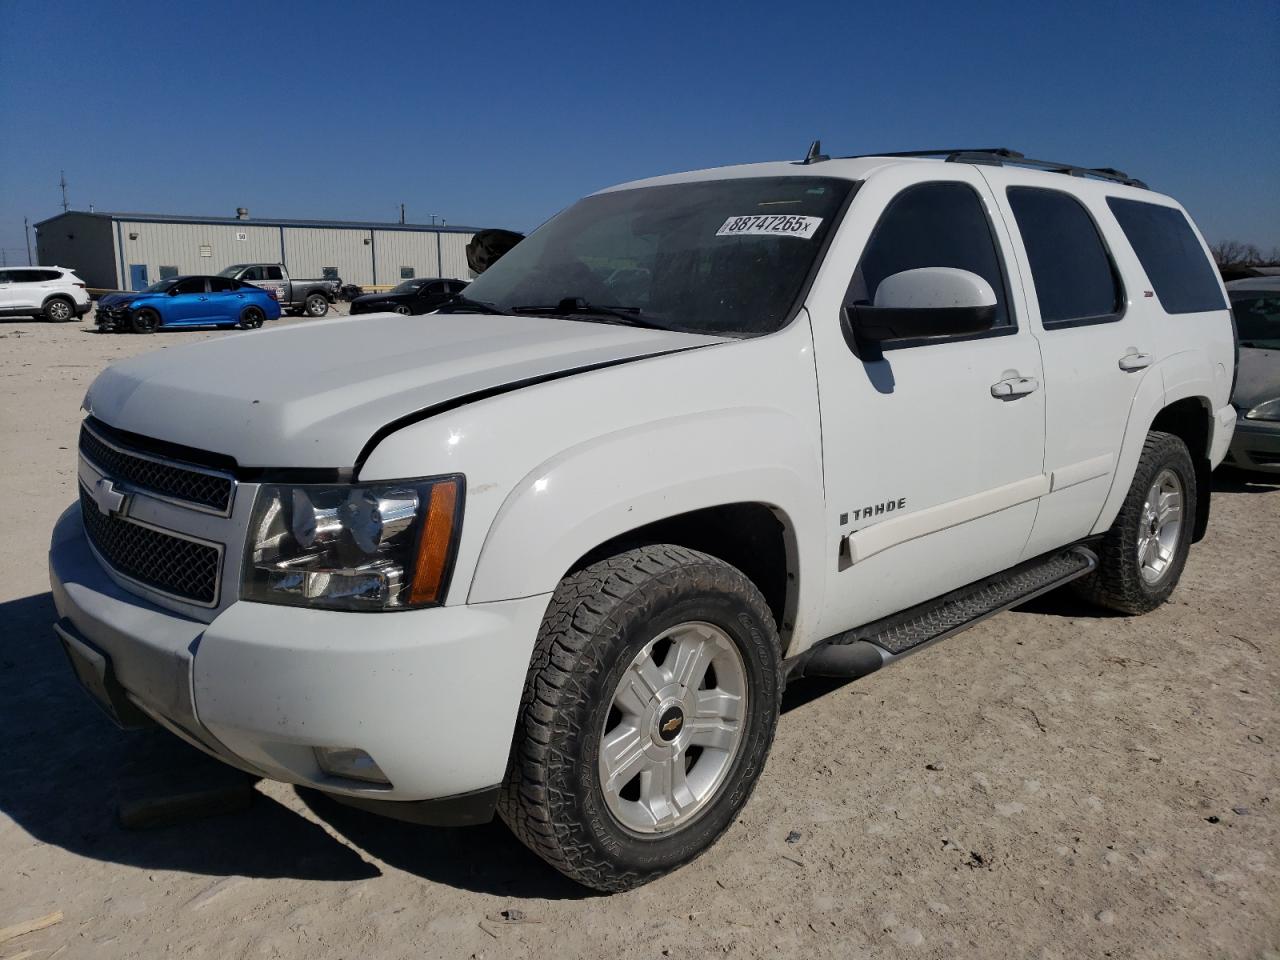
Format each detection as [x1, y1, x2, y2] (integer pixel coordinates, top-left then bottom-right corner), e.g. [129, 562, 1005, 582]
[35, 214, 120, 289]
[372, 230, 437, 283]
[280, 227, 373, 285]
[35, 215, 479, 291]
[117, 221, 281, 287]
[440, 233, 473, 280]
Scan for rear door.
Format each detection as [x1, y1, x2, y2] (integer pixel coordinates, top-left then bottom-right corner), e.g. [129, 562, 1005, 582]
[984, 172, 1155, 556]
[809, 165, 1047, 633]
[0, 269, 21, 310]
[206, 276, 244, 322]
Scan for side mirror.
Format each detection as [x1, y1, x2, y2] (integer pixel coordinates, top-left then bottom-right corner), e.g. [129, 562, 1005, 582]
[843, 267, 997, 359]
[168, 288, 182, 296]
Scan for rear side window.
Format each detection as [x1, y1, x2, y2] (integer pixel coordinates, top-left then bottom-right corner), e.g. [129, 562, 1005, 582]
[1230, 294, 1280, 349]
[849, 181, 1012, 332]
[208, 277, 235, 292]
[1106, 198, 1225, 314]
[1008, 187, 1122, 326]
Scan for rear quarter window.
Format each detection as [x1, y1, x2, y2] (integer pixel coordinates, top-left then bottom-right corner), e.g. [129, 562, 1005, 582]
[1106, 198, 1225, 314]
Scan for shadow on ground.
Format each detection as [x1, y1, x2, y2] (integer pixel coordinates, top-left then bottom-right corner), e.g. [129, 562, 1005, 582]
[297, 790, 593, 900]
[0, 591, 588, 896]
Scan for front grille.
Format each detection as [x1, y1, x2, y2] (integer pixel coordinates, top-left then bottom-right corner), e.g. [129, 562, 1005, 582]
[79, 423, 234, 514]
[79, 485, 222, 605]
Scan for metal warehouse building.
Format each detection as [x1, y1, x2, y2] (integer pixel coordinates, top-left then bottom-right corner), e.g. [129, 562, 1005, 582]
[34, 209, 487, 292]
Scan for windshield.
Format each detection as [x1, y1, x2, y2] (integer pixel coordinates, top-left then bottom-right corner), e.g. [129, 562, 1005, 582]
[391, 280, 426, 295]
[144, 278, 181, 293]
[1232, 293, 1280, 349]
[460, 176, 853, 336]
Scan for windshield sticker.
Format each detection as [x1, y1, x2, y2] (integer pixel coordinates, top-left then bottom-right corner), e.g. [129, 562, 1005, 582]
[716, 214, 823, 240]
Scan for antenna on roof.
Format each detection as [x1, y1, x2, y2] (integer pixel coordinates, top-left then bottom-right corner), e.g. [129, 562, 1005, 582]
[59, 170, 69, 212]
[799, 139, 829, 165]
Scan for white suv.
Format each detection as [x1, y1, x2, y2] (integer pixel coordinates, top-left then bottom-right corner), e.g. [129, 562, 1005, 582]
[49, 147, 1237, 891]
[0, 266, 92, 321]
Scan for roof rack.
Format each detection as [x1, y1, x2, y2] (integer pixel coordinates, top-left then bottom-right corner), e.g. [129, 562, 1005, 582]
[846, 147, 1148, 189]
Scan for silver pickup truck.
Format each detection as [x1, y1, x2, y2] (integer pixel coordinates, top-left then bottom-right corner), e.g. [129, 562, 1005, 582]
[215, 263, 339, 317]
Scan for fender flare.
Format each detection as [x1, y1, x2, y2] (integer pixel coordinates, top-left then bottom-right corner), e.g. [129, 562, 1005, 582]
[1090, 357, 1216, 537]
[466, 407, 825, 642]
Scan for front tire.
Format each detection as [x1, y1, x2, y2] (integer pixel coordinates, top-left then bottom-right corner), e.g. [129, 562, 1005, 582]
[304, 293, 329, 318]
[130, 308, 160, 334]
[1073, 430, 1196, 614]
[499, 544, 782, 892]
[44, 297, 75, 322]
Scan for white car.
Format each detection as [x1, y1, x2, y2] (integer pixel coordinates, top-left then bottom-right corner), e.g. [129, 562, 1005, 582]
[49, 146, 1237, 891]
[0, 265, 92, 321]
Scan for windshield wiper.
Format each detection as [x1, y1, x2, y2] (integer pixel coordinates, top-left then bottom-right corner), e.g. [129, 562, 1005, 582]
[437, 295, 505, 315]
[512, 297, 668, 330]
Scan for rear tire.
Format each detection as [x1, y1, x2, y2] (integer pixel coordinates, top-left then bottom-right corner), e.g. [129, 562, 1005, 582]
[499, 544, 782, 892]
[393, 304, 411, 316]
[44, 297, 75, 322]
[304, 293, 329, 317]
[238, 306, 265, 329]
[1072, 431, 1196, 614]
[130, 308, 160, 334]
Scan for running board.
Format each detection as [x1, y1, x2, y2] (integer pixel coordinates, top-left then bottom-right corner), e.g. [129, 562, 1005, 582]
[794, 545, 1098, 681]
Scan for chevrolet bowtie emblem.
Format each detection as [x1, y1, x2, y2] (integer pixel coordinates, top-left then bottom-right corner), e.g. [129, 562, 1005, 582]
[661, 716, 683, 734]
[91, 477, 128, 517]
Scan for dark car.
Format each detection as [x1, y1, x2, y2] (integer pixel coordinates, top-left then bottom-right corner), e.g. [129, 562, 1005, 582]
[1224, 277, 1280, 473]
[348, 278, 469, 316]
[96, 275, 282, 333]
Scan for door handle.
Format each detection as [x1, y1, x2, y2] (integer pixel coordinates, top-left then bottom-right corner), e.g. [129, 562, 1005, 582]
[198, 296, 209, 301]
[1118, 352, 1153, 371]
[991, 376, 1040, 399]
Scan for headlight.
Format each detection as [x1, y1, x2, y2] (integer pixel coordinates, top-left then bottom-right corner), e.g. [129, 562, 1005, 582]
[242, 476, 463, 611]
[1245, 398, 1280, 422]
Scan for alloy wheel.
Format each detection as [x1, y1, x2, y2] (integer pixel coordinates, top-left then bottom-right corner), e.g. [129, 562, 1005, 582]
[1137, 467, 1184, 584]
[598, 621, 747, 835]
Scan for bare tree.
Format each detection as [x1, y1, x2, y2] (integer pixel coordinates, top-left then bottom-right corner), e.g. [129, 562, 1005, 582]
[1210, 239, 1264, 267]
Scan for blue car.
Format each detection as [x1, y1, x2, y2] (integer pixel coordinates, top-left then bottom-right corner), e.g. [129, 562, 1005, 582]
[95, 275, 282, 334]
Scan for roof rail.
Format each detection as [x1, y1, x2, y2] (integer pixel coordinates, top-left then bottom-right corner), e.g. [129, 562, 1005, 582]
[849, 148, 1148, 189]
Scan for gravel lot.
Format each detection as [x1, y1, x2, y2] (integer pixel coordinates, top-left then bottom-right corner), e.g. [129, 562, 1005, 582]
[1, 310, 1277, 960]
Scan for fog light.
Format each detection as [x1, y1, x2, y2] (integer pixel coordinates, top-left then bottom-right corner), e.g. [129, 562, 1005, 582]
[314, 747, 391, 785]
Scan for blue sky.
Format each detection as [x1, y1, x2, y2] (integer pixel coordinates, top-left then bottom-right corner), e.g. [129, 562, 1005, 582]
[1, 0, 1277, 264]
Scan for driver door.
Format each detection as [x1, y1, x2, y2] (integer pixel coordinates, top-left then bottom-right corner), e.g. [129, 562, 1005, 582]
[808, 166, 1047, 635]
[164, 277, 212, 324]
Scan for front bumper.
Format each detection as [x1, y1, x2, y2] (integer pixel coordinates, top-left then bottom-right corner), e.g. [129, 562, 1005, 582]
[49, 505, 550, 819]
[1225, 415, 1280, 473]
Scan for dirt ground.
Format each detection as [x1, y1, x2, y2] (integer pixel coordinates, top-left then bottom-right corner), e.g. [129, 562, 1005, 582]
[1, 309, 1277, 960]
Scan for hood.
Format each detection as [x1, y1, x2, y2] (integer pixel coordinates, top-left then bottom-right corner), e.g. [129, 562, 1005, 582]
[1234, 346, 1280, 411]
[98, 292, 140, 308]
[85, 313, 726, 469]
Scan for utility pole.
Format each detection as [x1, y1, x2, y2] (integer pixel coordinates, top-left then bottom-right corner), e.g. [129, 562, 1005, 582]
[399, 203, 405, 224]
[60, 171, 69, 212]
[429, 214, 437, 226]
[24, 217, 33, 265]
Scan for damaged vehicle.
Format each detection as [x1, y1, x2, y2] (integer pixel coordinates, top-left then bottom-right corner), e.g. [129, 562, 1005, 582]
[51, 146, 1236, 891]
